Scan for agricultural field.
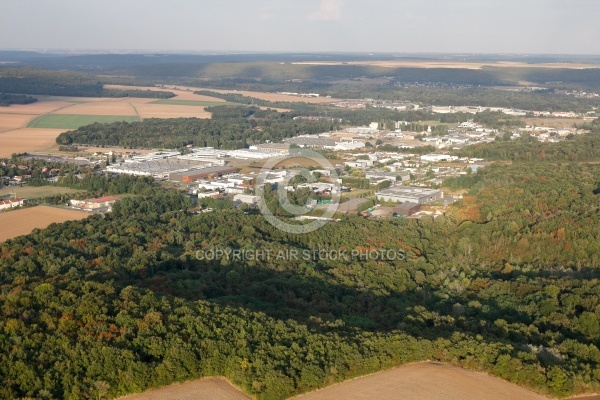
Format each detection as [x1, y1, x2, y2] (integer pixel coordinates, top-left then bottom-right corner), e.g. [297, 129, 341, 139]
[0, 186, 83, 200]
[0, 128, 65, 157]
[0, 88, 228, 156]
[524, 117, 586, 129]
[110, 362, 552, 400]
[116, 377, 250, 400]
[51, 100, 141, 116]
[150, 99, 233, 107]
[0, 205, 89, 242]
[133, 103, 212, 119]
[27, 114, 141, 129]
[0, 113, 38, 133]
[291, 362, 549, 400]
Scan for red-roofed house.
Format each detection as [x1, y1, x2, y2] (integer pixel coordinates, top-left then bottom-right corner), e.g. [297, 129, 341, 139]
[0, 198, 25, 211]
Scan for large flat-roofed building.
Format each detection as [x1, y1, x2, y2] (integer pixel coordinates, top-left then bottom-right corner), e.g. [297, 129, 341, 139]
[169, 166, 239, 183]
[284, 136, 337, 148]
[376, 186, 443, 204]
[107, 159, 209, 178]
[252, 143, 291, 155]
[70, 196, 120, 210]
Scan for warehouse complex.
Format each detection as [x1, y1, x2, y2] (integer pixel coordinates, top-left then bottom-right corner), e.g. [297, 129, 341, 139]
[375, 186, 443, 204]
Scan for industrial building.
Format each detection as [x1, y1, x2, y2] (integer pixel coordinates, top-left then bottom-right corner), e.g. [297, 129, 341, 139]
[393, 202, 421, 217]
[70, 196, 120, 210]
[169, 166, 239, 183]
[107, 159, 209, 178]
[284, 136, 337, 148]
[233, 194, 261, 205]
[252, 143, 291, 155]
[376, 186, 443, 204]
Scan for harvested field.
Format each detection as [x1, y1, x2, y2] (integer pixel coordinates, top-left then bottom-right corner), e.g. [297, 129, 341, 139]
[0, 206, 89, 242]
[151, 99, 235, 107]
[27, 114, 141, 129]
[53, 100, 138, 116]
[0, 128, 65, 157]
[291, 362, 548, 400]
[134, 103, 211, 119]
[0, 99, 75, 115]
[116, 377, 250, 400]
[524, 117, 584, 129]
[0, 113, 37, 132]
[0, 186, 83, 200]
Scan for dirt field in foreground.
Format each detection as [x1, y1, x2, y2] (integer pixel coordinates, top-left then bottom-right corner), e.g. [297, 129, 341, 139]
[0, 128, 66, 157]
[116, 377, 250, 400]
[0, 206, 89, 242]
[111, 362, 553, 400]
[291, 362, 549, 400]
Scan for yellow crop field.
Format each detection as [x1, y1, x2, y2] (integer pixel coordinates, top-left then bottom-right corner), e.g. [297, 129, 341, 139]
[291, 362, 549, 400]
[52, 100, 138, 116]
[134, 103, 212, 119]
[0, 128, 66, 157]
[0, 206, 89, 242]
[0, 113, 38, 132]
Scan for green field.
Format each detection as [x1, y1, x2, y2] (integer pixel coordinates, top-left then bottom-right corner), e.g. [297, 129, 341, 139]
[151, 99, 236, 107]
[27, 114, 141, 129]
[0, 186, 84, 200]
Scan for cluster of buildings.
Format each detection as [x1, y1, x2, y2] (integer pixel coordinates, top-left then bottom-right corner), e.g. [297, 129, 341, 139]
[333, 99, 420, 111]
[283, 135, 366, 151]
[0, 197, 25, 211]
[69, 196, 120, 212]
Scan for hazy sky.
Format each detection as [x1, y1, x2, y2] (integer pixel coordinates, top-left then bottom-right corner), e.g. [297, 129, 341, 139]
[2, 0, 600, 54]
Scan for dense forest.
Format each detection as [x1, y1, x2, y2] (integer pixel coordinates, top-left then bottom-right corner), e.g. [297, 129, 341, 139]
[0, 67, 174, 98]
[55, 110, 339, 149]
[0, 93, 37, 107]
[0, 154, 599, 398]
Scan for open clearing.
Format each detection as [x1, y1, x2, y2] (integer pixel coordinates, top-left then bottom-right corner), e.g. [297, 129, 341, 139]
[524, 117, 585, 129]
[134, 103, 212, 119]
[27, 114, 141, 129]
[0, 128, 66, 157]
[151, 99, 236, 107]
[0, 206, 89, 242]
[116, 377, 250, 400]
[0, 186, 83, 200]
[291, 362, 548, 400]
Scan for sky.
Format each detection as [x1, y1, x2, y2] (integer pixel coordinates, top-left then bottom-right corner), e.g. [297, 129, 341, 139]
[1, 0, 600, 54]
